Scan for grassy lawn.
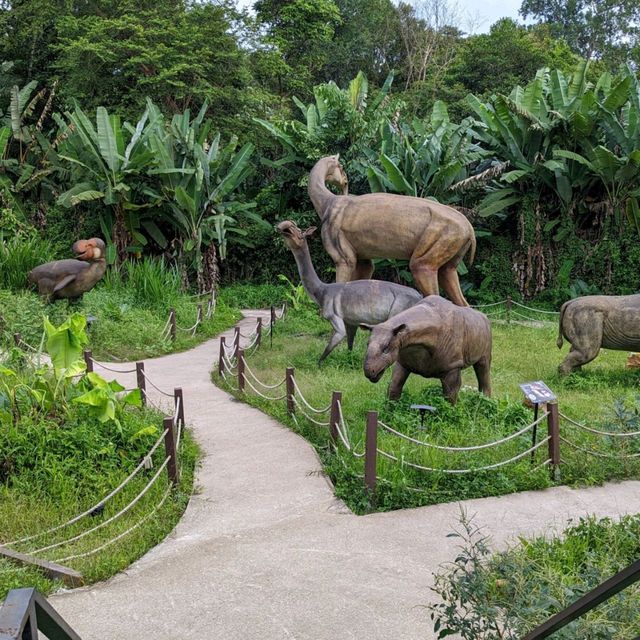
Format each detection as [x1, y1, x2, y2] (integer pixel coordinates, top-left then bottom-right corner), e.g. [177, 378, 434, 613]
[214, 305, 640, 513]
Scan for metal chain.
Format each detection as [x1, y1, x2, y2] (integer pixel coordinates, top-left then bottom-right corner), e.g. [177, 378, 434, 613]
[378, 413, 548, 452]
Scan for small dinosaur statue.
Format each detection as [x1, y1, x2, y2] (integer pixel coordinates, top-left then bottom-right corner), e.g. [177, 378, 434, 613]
[277, 220, 422, 362]
[28, 238, 107, 300]
[308, 155, 476, 306]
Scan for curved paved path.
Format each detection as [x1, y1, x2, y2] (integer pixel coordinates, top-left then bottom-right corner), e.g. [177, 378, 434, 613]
[52, 312, 640, 639]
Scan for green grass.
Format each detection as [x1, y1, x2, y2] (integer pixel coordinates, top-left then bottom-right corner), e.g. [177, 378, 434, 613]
[214, 305, 640, 513]
[429, 511, 640, 638]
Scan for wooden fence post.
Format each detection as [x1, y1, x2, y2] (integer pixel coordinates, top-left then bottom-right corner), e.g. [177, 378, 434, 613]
[83, 350, 94, 373]
[256, 318, 262, 348]
[547, 401, 561, 480]
[286, 367, 295, 416]
[218, 336, 226, 376]
[329, 391, 342, 445]
[270, 306, 276, 348]
[163, 416, 180, 485]
[234, 326, 240, 358]
[506, 296, 512, 324]
[169, 309, 177, 341]
[237, 349, 245, 392]
[365, 411, 378, 492]
[174, 387, 185, 427]
[136, 362, 146, 406]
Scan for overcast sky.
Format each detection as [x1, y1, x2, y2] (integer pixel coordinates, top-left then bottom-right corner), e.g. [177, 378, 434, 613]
[234, 0, 525, 34]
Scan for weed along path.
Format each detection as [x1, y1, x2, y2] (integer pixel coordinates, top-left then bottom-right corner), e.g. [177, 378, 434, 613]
[51, 311, 640, 640]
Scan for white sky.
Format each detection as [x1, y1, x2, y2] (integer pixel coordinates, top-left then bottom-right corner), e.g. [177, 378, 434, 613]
[234, 0, 524, 34]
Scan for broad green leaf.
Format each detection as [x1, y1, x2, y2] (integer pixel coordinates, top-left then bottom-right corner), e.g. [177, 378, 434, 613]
[379, 153, 416, 196]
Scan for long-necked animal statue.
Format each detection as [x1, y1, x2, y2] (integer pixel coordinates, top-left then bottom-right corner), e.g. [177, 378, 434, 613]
[361, 296, 492, 404]
[277, 220, 423, 362]
[308, 155, 476, 306]
[28, 238, 107, 300]
[557, 294, 640, 374]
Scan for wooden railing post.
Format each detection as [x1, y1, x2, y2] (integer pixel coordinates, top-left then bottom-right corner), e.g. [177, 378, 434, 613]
[169, 309, 177, 341]
[270, 305, 276, 348]
[163, 416, 179, 485]
[329, 391, 342, 445]
[174, 387, 185, 427]
[365, 411, 378, 492]
[237, 349, 245, 392]
[83, 350, 94, 373]
[234, 326, 240, 358]
[506, 296, 512, 324]
[286, 367, 295, 416]
[136, 361, 146, 406]
[218, 336, 226, 376]
[547, 401, 560, 480]
[256, 317, 262, 348]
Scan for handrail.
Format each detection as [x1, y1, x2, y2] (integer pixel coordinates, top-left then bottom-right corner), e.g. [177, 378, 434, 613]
[0, 588, 82, 640]
[522, 559, 640, 639]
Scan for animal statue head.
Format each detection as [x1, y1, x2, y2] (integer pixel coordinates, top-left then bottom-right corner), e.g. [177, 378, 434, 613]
[324, 154, 349, 195]
[360, 322, 408, 382]
[277, 220, 317, 250]
[72, 238, 106, 262]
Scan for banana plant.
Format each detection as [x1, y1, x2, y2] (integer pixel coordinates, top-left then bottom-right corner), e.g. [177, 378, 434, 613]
[147, 99, 260, 291]
[56, 104, 163, 262]
[365, 101, 486, 204]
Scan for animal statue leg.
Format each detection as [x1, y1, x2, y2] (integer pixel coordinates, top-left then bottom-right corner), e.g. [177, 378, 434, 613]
[437, 263, 469, 307]
[409, 261, 439, 297]
[345, 324, 357, 351]
[473, 356, 492, 397]
[558, 314, 603, 375]
[388, 362, 410, 400]
[440, 369, 462, 404]
[335, 262, 357, 283]
[353, 259, 374, 281]
[319, 316, 347, 363]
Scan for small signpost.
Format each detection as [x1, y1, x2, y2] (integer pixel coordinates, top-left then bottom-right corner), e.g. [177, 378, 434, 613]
[519, 381, 557, 464]
[410, 404, 437, 430]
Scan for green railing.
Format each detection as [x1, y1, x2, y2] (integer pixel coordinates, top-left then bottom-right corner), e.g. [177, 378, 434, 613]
[0, 588, 81, 640]
[523, 559, 640, 639]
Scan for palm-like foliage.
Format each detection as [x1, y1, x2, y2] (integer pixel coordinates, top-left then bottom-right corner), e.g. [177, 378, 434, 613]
[147, 100, 259, 291]
[56, 104, 162, 262]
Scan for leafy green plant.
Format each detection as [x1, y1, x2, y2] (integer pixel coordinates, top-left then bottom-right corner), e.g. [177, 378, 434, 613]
[43, 313, 88, 376]
[0, 233, 54, 291]
[277, 274, 310, 311]
[73, 372, 141, 425]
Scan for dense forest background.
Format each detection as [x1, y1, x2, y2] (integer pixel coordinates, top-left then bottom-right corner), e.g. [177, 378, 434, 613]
[1, 0, 639, 302]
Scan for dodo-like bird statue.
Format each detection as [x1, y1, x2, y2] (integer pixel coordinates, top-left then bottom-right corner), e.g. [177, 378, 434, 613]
[28, 238, 107, 300]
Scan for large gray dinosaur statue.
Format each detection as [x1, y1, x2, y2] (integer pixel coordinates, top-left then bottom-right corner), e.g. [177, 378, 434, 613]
[557, 294, 640, 374]
[277, 220, 422, 362]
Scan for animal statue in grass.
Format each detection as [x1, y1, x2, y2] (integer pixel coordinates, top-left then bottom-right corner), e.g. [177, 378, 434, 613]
[557, 294, 640, 374]
[277, 220, 423, 362]
[28, 238, 107, 300]
[361, 296, 492, 404]
[308, 155, 476, 306]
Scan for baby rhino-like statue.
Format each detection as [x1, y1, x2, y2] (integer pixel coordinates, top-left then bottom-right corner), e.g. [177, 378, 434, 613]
[557, 294, 640, 374]
[362, 296, 492, 404]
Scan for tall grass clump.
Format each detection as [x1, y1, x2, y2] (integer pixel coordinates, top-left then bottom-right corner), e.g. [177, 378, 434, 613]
[100, 258, 182, 309]
[0, 235, 54, 291]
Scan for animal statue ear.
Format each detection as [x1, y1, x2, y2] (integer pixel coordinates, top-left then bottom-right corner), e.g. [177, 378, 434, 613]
[392, 323, 407, 336]
[335, 153, 340, 161]
[359, 323, 373, 331]
[303, 226, 317, 238]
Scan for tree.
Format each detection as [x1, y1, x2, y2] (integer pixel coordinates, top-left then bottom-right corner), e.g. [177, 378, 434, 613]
[52, 1, 249, 126]
[253, 0, 342, 97]
[519, 0, 640, 65]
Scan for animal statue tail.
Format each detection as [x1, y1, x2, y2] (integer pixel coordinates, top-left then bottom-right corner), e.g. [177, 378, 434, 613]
[557, 301, 570, 348]
[467, 233, 476, 266]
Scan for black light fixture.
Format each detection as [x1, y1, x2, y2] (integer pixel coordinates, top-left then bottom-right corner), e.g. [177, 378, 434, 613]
[410, 404, 436, 430]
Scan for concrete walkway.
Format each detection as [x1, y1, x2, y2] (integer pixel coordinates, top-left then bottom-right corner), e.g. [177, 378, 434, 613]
[52, 312, 640, 639]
